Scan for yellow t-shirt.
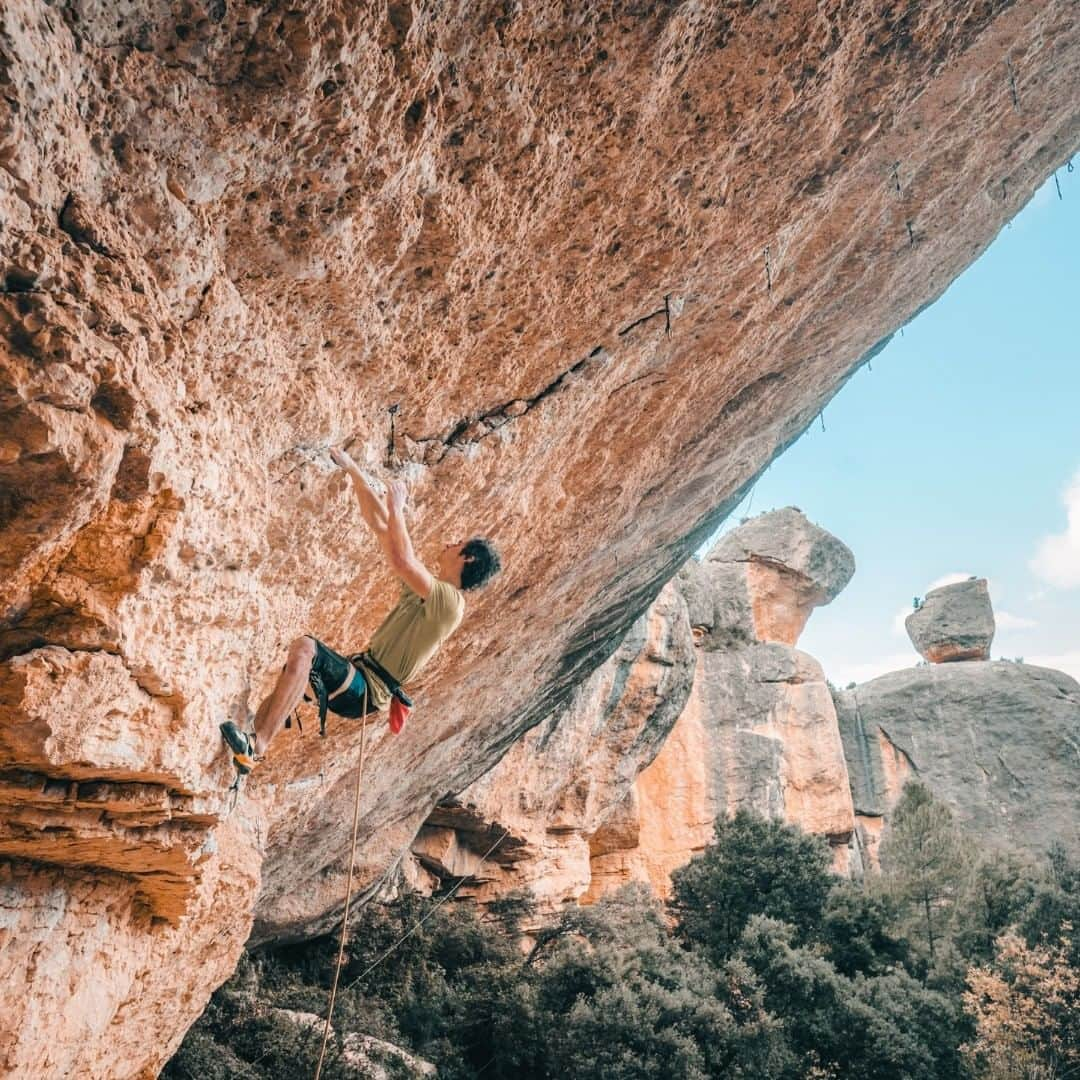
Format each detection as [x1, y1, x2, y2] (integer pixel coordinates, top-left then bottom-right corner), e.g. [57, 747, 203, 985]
[358, 578, 465, 710]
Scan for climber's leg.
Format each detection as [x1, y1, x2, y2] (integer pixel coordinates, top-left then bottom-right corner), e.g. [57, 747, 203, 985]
[251, 635, 317, 755]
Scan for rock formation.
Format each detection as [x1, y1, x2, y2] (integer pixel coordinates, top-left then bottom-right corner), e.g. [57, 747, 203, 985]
[407, 581, 696, 914]
[429, 509, 860, 907]
[1, 1, 1078, 1074]
[431, 522, 1080, 910]
[648, 513, 859, 875]
[693, 506, 856, 646]
[836, 661, 1080, 868]
[270, 1009, 436, 1079]
[906, 577, 995, 662]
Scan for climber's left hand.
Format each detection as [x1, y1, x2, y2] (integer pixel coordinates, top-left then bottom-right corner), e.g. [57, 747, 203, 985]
[387, 479, 409, 515]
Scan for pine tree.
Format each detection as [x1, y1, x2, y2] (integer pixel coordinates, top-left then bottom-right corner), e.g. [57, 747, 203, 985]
[879, 781, 969, 965]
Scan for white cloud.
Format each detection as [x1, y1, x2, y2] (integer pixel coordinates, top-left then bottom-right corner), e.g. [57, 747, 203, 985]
[995, 610, 1037, 631]
[1030, 469, 1080, 589]
[1025, 651, 1080, 685]
[826, 651, 922, 688]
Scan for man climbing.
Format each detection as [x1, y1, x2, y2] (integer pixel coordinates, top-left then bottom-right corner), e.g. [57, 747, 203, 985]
[219, 446, 501, 774]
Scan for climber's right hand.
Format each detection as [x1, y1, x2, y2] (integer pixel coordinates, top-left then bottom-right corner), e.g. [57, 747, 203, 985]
[330, 447, 357, 473]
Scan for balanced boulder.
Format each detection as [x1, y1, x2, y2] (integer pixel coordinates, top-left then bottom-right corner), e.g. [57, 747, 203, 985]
[906, 578, 995, 662]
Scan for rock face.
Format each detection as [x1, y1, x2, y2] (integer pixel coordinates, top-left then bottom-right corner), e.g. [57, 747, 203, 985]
[435, 511, 859, 908]
[691, 643, 858, 868]
[1, 1, 1078, 1074]
[673, 546, 859, 873]
[407, 581, 696, 914]
[906, 578, 995, 662]
[835, 662, 1080, 868]
[699, 507, 856, 645]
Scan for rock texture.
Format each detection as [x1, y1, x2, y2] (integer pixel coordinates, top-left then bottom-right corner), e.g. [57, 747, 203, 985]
[407, 581, 696, 915]
[1, 1, 1078, 1075]
[906, 577, 996, 662]
[692, 642, 859, 868]
[436, 510, 859, 908]
[272, 1010, 437, 1078]
[584, 671, 716, 902]
[698, 507, 856, 645]
[672, 544, 859, 873]
[835, 662, 1080, 867]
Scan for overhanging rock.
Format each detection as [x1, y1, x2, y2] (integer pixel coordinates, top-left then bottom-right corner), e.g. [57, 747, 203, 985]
[1, 1, 1078, 1075]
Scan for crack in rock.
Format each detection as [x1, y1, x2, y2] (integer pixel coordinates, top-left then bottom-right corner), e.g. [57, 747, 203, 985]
[407, 345, 609, 465]
[0, 767, 219, 923]
[878, 723, 919, 775]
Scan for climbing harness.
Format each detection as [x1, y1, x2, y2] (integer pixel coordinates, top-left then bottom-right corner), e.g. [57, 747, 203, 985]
[353, 650, 414, 735]
[286, 649, 376, 737]
[313, 683, 370, 1080]
[310, 660, 365, 737]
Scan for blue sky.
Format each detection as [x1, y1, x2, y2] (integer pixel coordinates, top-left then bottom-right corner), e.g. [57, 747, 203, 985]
[705, 162, 1080, 686]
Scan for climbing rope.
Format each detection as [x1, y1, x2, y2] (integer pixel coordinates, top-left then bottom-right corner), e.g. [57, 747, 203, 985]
[313, 685, 370, 1080]
[341, 825, 511, 995]
[244, 711, 508, 1076]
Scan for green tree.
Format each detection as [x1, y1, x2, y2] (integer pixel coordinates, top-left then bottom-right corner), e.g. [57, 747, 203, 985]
[670, 810, 833, 963]
[1017, 843, 1080, 965]
[879, 782, 969, 965]
[734, 916, 961, 1080]
[820, 882, 912, 978]
[540, 890, 788, 1079]
[953, 848, 1037, 962]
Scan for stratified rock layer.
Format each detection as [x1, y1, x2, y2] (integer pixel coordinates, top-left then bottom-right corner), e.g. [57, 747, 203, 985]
[906, 577, 996, 662]
[1, 1, 1078, 1075]
[835, 662, 1080, 867]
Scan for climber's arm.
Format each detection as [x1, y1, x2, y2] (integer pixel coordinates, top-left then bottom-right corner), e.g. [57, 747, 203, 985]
[330, 448, 389, 536]
[385, 480, 434, 598]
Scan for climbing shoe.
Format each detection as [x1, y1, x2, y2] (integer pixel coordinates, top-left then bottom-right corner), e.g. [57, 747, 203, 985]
[220, 721, 258, 775]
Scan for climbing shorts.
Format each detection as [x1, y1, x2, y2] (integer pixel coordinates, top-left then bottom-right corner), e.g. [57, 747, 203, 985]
[307, 637, 378, 720]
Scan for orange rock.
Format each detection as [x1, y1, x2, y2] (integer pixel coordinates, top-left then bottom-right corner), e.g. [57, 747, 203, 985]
[0, 0, 1075, 1072]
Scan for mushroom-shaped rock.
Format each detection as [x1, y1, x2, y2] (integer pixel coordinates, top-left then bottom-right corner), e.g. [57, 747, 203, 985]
[905, 577, 995, 662]
[689, 508, 855, 647]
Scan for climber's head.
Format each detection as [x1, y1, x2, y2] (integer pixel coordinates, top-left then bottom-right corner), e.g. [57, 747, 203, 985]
[438, 537, 501, 591]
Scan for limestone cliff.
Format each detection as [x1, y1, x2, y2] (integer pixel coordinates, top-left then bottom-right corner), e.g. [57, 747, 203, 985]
[836, 662, 1080, 869]
[407, 580, 695, 915]
[433, 508, 860, 906]
[1, 1, 1079, 1075]
[662, 512, 859, 872]
[433, 515, 1080, 911]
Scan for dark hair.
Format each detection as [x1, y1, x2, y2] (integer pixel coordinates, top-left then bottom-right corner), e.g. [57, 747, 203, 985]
[460, 537, 501, 591]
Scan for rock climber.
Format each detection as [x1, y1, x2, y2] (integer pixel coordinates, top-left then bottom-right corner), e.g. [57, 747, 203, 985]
[219, 446, 501, 774]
